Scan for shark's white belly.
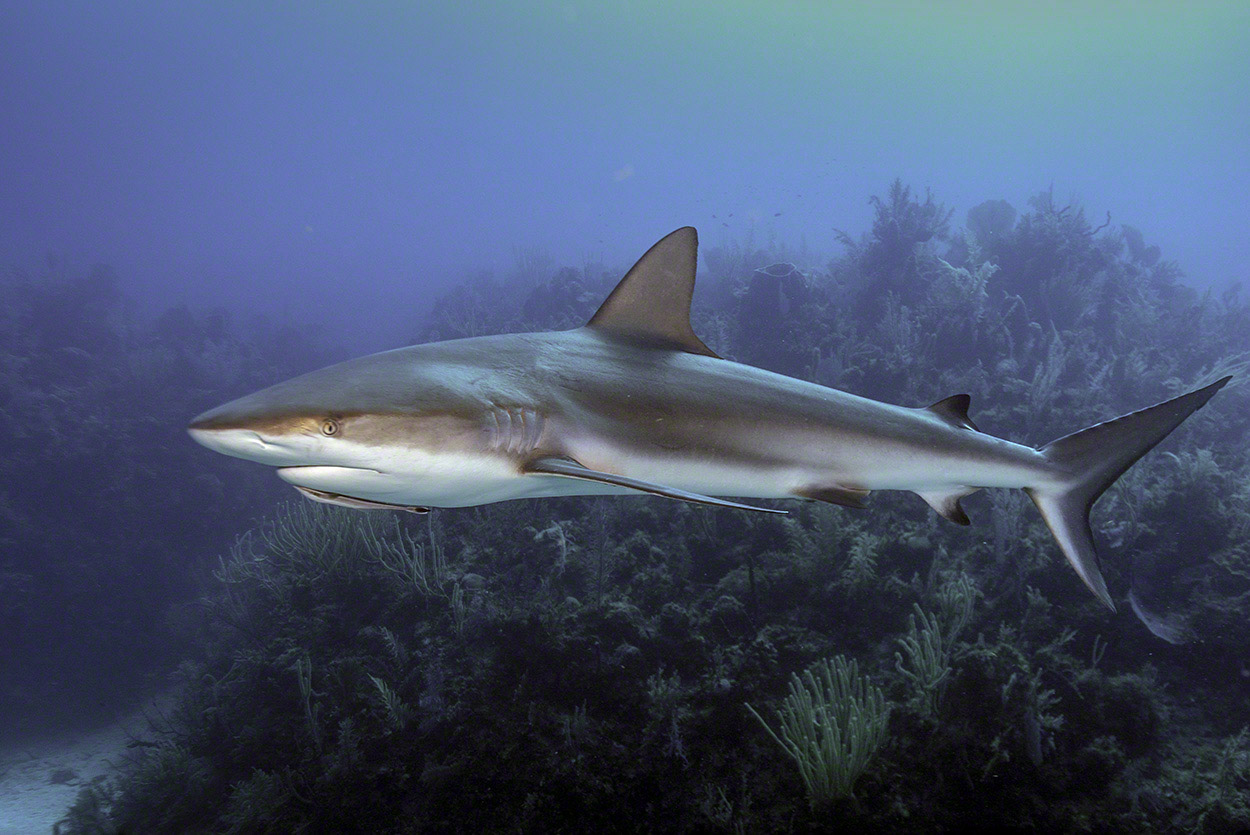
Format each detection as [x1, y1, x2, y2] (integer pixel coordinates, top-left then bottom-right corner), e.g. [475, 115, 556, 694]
[277, 445, 634, 508]
[573, 447, 802, 499]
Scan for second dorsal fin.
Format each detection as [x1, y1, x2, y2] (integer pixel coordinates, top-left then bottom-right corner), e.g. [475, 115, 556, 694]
[925, 394, 978, 431]
[586, 227, 719, 357]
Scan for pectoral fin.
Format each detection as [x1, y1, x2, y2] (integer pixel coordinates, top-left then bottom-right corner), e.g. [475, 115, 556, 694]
[294, 485, 430, 514]
[523, 456, 785, 514]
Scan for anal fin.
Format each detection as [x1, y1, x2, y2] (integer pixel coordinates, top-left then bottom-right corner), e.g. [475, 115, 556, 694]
[793, 484, 871, 509]
[915, 487, 978, 525]
[523, 456, 785, 514]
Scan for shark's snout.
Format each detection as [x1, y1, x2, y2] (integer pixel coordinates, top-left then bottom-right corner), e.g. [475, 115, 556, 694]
[188, 402, 240, 433]
[187, 424, 279, 462]
[188, 402, 309, 466]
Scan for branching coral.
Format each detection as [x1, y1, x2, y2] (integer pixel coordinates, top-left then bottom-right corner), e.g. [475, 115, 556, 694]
[894, 604, 952, 717]
[746, 656, 890, 805]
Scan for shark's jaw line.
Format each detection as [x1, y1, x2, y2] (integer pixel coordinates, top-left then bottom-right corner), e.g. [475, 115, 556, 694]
[188, 226, 1232, 610]
[275, 464, 388, 495]
[277, 465, 384, 476]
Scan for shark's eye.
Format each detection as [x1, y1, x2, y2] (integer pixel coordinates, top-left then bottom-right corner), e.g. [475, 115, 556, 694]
[320, 419, 340, 436]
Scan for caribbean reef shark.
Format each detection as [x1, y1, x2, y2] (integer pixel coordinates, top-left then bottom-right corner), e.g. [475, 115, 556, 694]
[189, 227, 1229, 610]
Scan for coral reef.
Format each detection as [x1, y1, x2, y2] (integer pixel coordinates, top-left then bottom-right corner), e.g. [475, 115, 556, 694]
[23, 181, 1250, 832]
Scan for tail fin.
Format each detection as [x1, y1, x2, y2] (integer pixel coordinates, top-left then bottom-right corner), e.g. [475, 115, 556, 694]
[1026, 376, 1231, 610]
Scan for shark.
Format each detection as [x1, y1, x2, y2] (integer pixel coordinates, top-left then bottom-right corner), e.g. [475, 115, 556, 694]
[189, 227, 1230, 610]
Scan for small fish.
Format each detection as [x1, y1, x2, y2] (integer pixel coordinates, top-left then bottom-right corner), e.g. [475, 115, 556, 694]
[774, 212, 783, 217]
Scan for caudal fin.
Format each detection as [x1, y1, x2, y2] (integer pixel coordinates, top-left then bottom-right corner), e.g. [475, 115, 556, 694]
[1026, 376, 1231, 610]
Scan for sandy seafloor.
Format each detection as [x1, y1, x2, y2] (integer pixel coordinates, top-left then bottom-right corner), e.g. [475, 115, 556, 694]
[0, 693, 172, 834]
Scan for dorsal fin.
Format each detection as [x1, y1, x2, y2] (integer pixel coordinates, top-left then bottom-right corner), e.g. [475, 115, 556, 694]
[586, 227, 719, 357]
[925, 394, 978, 431]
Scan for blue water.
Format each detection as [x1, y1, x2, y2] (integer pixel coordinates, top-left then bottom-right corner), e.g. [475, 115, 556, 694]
[2, 3, 1248, 832]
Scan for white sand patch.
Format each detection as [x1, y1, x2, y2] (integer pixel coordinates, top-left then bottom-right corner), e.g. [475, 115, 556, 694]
[0, 693, 173, 834]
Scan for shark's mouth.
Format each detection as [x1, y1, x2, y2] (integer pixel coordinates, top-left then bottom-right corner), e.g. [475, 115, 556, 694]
[275, 464, 381, 486]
